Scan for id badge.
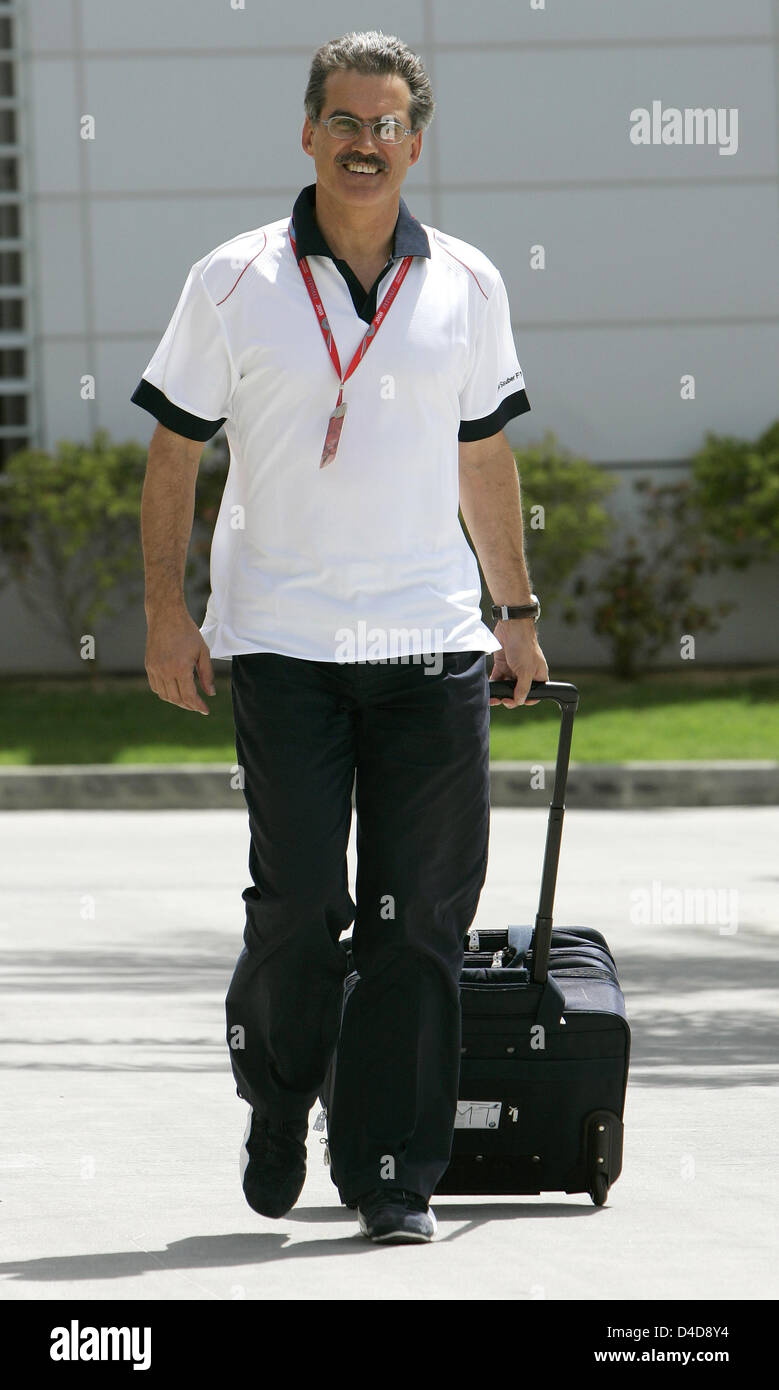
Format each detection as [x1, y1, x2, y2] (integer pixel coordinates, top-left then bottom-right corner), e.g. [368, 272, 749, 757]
[320, 402, 347, 469]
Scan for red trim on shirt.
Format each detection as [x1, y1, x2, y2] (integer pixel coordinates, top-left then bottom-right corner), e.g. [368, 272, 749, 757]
[433, 231, 489, 300]
[216, 232, 268, 305]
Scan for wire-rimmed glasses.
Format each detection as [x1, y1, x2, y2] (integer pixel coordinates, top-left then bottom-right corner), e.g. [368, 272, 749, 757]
[319, 115, 413, 144]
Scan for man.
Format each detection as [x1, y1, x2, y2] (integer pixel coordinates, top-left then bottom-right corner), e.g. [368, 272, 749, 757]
[133, 31, 547, 1245]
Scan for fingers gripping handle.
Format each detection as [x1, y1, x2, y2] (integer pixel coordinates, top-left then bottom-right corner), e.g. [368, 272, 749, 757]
[488, 678, 579, 709]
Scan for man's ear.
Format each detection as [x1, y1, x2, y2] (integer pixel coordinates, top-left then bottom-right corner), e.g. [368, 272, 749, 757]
[301, 117, 315, 157]
[408, 130, 423, 169]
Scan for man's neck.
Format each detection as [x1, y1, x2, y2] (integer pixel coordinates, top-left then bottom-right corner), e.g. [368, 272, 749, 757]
[313, 182, 399, 267]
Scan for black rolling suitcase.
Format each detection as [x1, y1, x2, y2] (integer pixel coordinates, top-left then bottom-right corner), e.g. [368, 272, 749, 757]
[317, 680, 630, 1207]
[436, 679, 630, 1205]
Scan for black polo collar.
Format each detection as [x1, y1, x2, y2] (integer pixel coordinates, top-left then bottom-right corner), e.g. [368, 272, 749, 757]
[291, 183, 430, 262]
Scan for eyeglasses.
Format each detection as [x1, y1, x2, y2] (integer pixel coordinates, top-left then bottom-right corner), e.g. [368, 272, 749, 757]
[319, 115, 413, 145]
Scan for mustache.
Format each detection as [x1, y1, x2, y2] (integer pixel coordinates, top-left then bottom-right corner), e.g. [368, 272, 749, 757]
[337, 154, 387, 171]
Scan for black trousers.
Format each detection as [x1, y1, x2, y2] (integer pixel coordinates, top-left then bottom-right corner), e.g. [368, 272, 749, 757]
[225, 648, 491, 1203]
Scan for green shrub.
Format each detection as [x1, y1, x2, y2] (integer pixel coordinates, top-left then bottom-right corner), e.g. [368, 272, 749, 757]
[0, 430, 147, 665]
[0, 429, 227, 669]
[690, 419, 779, 567]
[460, 431, 615, 626]
[588, 478, 733, 679]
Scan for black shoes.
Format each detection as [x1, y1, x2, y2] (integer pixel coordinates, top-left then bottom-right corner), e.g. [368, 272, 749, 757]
[238, 1109, 436, 1242]
[239, 1109, 307, 1218]
[356, 1187, 437, 1244]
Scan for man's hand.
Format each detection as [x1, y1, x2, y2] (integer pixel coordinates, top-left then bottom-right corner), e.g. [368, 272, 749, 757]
[488, 618, 549, 708]
[145, 608, 216, 715]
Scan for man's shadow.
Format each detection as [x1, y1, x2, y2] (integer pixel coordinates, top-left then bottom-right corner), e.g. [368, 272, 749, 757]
[0, 1200, 597, 1283]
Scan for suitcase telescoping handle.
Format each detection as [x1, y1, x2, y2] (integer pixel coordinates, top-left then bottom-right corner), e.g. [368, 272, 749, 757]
[488, 678, 579, 985]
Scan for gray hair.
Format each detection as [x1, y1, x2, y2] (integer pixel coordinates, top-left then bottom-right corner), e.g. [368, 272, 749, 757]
[304, 31, 435, 133]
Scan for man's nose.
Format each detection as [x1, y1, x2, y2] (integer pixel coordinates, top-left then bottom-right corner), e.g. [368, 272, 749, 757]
[351, 124, 382, 155]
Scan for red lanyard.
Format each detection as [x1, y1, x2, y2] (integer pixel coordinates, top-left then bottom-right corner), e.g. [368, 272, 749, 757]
[289, 219, 413, 409]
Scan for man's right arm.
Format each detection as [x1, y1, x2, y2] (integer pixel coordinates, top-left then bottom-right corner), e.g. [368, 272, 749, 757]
[141, 421, 216, 715]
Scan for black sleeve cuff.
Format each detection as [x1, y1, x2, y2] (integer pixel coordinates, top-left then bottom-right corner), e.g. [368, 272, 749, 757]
[458, 387, 530, 443]
[130, 378, 227, 442]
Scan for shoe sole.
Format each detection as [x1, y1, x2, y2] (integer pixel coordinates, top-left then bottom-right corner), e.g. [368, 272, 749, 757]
[358, 1208, 438, 1244]
[239, 1110, 253, 1186]
[366, 1229, 435, 1244]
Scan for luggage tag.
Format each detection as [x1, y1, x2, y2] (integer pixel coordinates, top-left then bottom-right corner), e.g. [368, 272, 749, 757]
[319, 402, 347, 469]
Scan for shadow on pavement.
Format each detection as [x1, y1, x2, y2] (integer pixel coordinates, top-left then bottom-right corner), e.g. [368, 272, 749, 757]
[0, 1203, 600, 1284]
[0, 946, 236, 994]
[617, 947, 778, 1083]
[1, 938, 776, 1086]
[290, 1201, 598, 1224]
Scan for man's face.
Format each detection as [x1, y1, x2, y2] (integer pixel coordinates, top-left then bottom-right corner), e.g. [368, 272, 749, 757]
[302, 69, 423, 210]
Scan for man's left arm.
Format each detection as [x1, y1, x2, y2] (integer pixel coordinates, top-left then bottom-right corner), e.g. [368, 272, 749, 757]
[459, 430, 548, 708]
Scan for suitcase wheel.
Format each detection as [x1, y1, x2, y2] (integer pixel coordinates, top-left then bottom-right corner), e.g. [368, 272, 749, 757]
[590, 1174, 609, 1206]
[584, 1110, 623, 1205]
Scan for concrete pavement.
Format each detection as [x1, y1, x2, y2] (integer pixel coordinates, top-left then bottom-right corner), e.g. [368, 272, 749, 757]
[0, 806, 776, 1301]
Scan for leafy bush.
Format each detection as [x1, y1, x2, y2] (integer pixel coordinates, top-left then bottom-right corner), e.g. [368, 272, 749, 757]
[690, 419, 779, 567]
[0, 429, 228, 669]
[0, 430, 147, 665]
[585, 421, 779, 678]
[588, 478, 733, 679]
[516, 433, 616, 607]
[460, 431, 616, 626]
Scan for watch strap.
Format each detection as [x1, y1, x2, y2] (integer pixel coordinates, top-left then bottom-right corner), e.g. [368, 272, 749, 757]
[492, 600, 540, 621]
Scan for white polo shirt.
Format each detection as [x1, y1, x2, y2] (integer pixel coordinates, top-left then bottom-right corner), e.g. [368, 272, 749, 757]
[131, 183, 531, 662]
